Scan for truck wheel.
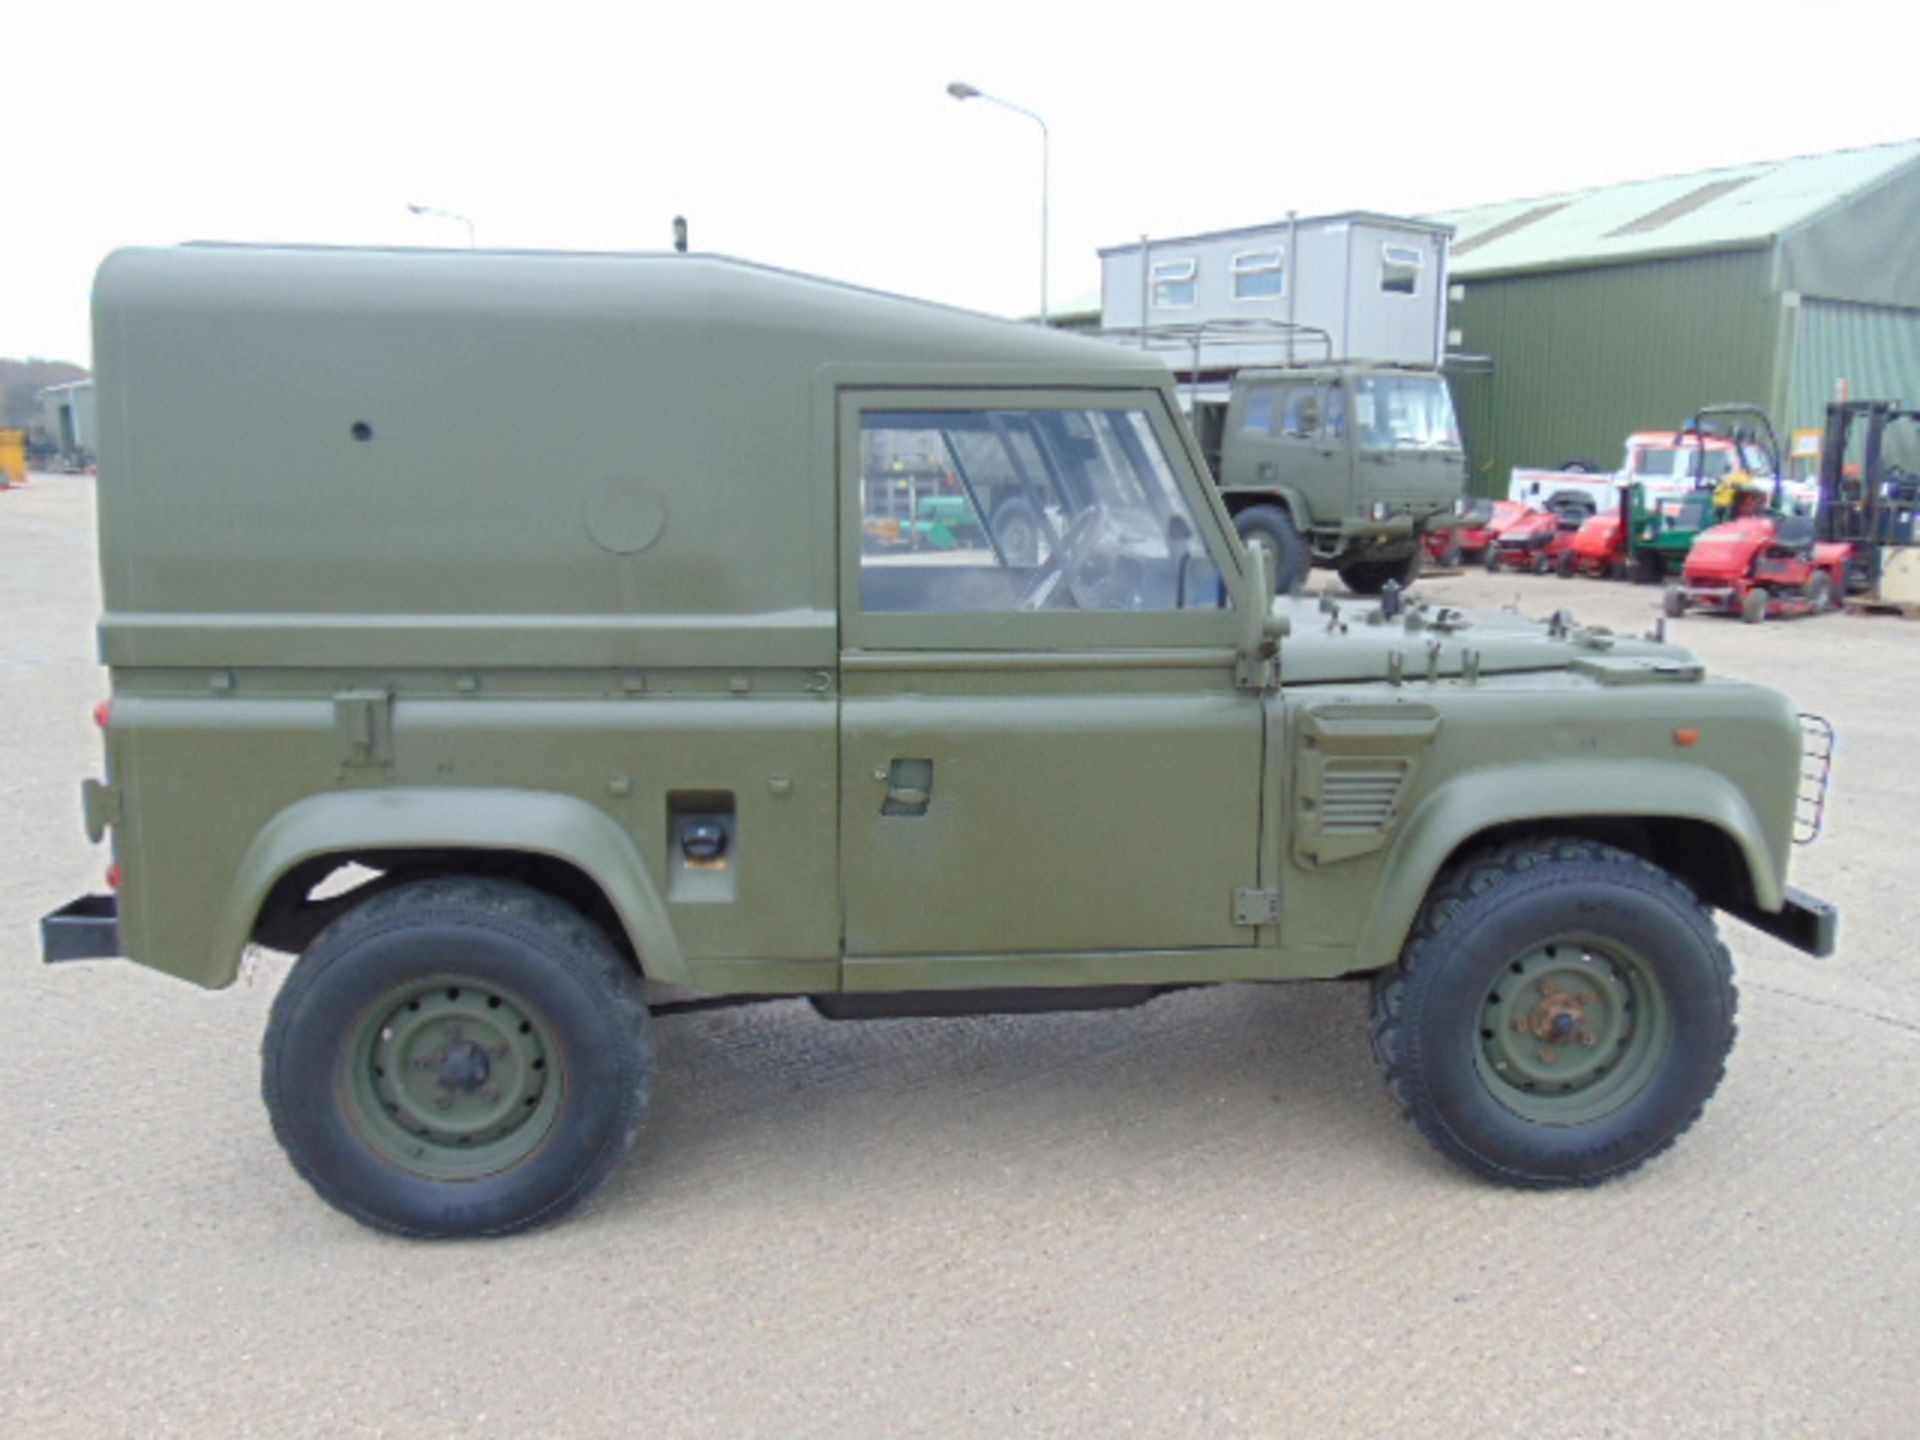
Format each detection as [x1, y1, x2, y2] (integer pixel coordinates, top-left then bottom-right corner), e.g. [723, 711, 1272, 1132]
[990, 497, 1043, 569]
[1234, 505, 1309, 595]
[1741, 588, 1768, 624]
[1368, 838, 1736, 1188]
[1661, 585, 1687, 618]
[262, 877, 653, 1238]
[1339, 550, 1422, 595]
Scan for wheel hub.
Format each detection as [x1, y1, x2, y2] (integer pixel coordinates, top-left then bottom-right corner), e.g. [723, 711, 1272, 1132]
[1478, 942, 1652, 1117]
[352, 980, 555, 1167]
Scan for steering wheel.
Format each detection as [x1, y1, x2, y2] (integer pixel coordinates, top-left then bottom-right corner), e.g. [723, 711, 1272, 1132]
[1016, 508, 1104, 611]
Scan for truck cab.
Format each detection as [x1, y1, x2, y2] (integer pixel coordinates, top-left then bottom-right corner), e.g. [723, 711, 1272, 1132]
[1202, 363, 1468, 596]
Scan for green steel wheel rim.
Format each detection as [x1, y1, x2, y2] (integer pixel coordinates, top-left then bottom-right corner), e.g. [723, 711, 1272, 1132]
[1473, 934, 1672, 1126]
[342, 973, 564, 1181]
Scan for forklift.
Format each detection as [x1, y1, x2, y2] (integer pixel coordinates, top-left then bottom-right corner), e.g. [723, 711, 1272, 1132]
[1817, 399, 1920, 606]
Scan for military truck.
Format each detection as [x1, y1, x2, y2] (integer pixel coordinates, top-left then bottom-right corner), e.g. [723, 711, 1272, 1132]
[43, 245, 1836, 1239]
[1195, 362, 1470, 597]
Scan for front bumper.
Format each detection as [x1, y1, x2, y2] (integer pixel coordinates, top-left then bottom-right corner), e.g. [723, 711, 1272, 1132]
[1727, 886, 1839, 959]
[42, 894, 122, 963]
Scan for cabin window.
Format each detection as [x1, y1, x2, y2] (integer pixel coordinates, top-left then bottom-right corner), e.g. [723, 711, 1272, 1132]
[1231, 249, 1285, 300]
[1381, 244, 1423, 296]
[858, 407, 1224, 613]
[1150, 258, 1197, 309]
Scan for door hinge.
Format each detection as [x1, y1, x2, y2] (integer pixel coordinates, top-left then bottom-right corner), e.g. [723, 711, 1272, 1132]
[1233, 887, 1280, 927]
[335, 689, 393, 767]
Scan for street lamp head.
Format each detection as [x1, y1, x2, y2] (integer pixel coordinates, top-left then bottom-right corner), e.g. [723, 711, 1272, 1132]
[946, 81, 981, 101]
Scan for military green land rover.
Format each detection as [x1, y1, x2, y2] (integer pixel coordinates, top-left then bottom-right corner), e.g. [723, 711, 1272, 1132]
[43, 245, 1836, 1238]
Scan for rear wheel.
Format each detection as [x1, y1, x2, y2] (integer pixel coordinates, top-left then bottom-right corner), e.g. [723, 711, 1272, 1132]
[262, 877, 653, 1238]
[1555, 552, 1578, 579]
[1234, 505, 1310, 596]
[1369, 838, 1737, 1187]
[1484, 547, 1503, 573]
[1432, 535, 1464, 569]
[1803, 569, 1835, 612]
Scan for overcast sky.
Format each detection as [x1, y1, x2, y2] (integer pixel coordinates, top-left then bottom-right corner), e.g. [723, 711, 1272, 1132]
[7, 0, 1913, 365]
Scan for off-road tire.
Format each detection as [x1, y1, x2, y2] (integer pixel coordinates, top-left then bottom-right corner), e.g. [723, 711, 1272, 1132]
[263, 877, 653, 1238]
[1339, 549, 1423, 595]
[1234, 505, 1310, 596]
[1368, 838, 1737, 1188]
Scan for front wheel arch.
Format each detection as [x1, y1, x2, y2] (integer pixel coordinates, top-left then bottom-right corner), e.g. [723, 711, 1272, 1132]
[1350, 780, 1780, 976]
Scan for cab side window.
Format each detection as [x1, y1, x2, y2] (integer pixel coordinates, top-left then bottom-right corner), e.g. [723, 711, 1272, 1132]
[859, 407, 1226, 614]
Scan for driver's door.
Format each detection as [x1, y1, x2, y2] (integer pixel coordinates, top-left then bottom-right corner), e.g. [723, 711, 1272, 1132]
[838, 388, 1266, 962]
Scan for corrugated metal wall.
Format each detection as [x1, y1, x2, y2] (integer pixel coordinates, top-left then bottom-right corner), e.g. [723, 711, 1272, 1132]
[1448, 250, 1776, 495]
[1788, 299, 1920, 464]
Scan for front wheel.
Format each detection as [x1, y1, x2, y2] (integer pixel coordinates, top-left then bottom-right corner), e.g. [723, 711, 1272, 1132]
[1234, 505, 1310, 596]
[262, 877, 653, 1238]
[1741, 587, 1769, 624]
[1662, 584, 1687, 618]
[1339, 549, 1423, 595]
[1555, 551, 1578, 579]
[1369, 839, 1737, 1187]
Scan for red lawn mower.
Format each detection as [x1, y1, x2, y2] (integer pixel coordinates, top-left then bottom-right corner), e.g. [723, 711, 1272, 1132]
[1558, 496, 1630, 580]
[1426, 499, 1528, 567]
[1486, 496, 1594, 575]
[1664, 509, 1850, 622]
[1661, 406, 1851, 622]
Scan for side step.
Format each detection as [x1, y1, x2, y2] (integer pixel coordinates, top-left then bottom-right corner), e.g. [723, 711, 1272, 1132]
[811, 986, 1166, 1021]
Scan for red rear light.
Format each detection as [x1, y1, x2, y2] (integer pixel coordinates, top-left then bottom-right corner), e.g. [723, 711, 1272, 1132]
[93, 700, 111, 730]
[106, 863, 122, 890]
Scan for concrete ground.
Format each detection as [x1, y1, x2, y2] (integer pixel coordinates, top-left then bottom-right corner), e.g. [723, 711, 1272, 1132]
[3, 471, 1915, 1438]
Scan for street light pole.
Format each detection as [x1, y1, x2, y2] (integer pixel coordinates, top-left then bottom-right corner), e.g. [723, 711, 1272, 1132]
[947, 81, 1049, 324]
[406, 202, 476, 248]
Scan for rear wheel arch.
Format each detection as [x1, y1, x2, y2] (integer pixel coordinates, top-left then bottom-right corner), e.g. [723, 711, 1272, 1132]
[253, 850, 641, 975]
[219, 789, 686, 987]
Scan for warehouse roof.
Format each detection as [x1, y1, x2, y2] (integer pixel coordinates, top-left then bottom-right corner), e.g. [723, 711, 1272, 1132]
[1431, 139, 1920, 278]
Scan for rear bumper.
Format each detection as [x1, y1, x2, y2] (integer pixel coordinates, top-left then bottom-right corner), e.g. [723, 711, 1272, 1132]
[42, 894, 122, 963]
[1727, 886, 1839, 958]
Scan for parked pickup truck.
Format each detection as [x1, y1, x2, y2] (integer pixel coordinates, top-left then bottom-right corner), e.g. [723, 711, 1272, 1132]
[44, 245, 1836, 1238]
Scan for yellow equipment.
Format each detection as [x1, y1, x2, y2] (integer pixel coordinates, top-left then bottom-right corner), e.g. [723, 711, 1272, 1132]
[0, 429, 28, 488]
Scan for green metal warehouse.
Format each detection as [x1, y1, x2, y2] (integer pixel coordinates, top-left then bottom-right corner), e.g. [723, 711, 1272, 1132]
[1429, 140, 1920, 494]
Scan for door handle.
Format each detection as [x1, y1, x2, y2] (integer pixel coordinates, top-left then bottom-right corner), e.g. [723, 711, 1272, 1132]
[880, 758, 934, 817]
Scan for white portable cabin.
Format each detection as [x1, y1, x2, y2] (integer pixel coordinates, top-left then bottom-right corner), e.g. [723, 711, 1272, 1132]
[1099, 213, 1452, 373]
